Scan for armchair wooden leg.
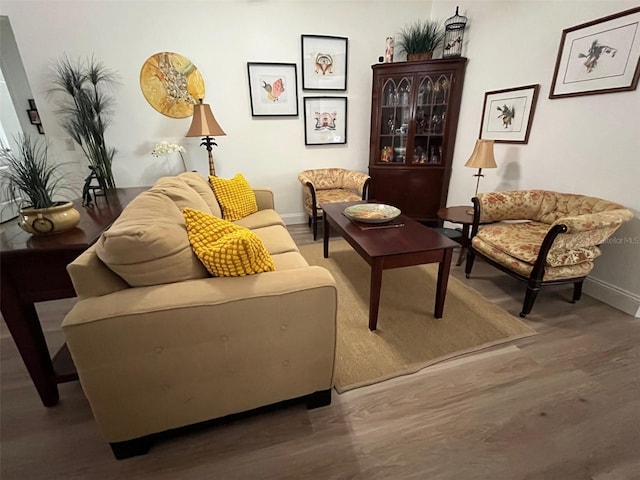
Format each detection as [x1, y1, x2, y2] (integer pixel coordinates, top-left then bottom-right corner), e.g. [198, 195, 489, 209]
[464, 248, 476, 278]
[520, 286, 539, 318]
[312, 217, 319, 241]
[571, 280, 584, 303]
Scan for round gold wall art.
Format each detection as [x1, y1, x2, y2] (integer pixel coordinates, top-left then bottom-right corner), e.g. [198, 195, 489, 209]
[140, 52, 205, 118]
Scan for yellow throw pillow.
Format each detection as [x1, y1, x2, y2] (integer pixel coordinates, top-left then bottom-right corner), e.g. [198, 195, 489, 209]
[182, 208, 275, 277]
[209, 173, 258, 221]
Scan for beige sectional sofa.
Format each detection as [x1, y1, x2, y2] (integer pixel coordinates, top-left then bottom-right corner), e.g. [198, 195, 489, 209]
[61, 172, 338, 459]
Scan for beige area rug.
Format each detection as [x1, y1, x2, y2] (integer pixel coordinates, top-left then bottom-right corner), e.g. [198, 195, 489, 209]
[299, 239, 537, 393]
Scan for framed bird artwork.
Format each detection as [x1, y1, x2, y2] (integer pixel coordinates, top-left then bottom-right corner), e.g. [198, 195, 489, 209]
[479, 84, 539, 144]
[247, 63, 299, 117]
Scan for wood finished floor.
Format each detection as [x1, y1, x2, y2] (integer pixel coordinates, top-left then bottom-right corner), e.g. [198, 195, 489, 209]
[1, 223, 639, 479]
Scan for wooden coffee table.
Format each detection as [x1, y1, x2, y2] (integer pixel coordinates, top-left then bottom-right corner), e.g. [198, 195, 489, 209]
[322, 201, 459, 331]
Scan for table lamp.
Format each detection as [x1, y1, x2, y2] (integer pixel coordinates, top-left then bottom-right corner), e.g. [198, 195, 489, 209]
[465, 139, 497, 196]
[464, 139, 496, 214]
[186, 99, 226, 176]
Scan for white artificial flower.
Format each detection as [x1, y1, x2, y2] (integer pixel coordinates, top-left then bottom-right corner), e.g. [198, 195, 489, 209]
[151, 141, 187, 170]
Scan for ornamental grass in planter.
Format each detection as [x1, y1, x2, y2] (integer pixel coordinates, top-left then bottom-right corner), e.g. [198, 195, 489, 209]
[0, 135, 79, 235]
[396, 20, 445, 61]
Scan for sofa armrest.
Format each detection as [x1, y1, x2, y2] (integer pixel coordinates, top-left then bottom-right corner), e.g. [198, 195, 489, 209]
[553, 209, 633, 233]
[551, 209, 633, 250]
[253, 187, 275, 210]
[340, 171, 371, 199]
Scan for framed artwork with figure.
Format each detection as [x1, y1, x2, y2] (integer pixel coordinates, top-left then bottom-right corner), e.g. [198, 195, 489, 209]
[247, 62, 299, 117]
[479, 84, 540, 144]
[303, 96, 347, 145]
[301, 35, 348, 91]
[550, 7, 640, 98]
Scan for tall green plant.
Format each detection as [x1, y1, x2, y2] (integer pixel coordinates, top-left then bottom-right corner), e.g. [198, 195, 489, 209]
[0, 135, 68, 209]
[49, 55, 119, 191]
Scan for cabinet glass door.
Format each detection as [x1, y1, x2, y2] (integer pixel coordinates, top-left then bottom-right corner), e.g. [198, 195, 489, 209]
[413, 73, 451, 165]
[378, 76, 413, 164]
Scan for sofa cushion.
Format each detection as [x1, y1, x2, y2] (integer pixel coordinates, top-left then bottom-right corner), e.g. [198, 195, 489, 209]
[96, 191, 209, 286]
[209, 173, 258, 221]
[472, 236, 595, 280]
[178, 172, 222, 217]
[151, 176, 212, 214]
[476, 221, 601, 267]
[251, 225, 299, 255]
[182, 208, 275, 277]
[234, 209, 285, 230]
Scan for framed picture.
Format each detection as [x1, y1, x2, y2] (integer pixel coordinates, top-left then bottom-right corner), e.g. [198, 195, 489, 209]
[27, 109, 41, 125]
[550, 7, 640, 98]
[246, 62, 298, 116]
[479, 84, 540, 144]
[303, 96, 347, 145]
[301, 35, 348, 91]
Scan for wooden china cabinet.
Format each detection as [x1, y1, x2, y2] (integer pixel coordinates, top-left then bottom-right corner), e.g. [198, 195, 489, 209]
[368, 57, 467, 223]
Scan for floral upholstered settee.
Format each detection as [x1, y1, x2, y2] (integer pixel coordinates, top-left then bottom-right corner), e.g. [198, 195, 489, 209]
[465, 190, 633, 317]
[298, 168, 370, 240]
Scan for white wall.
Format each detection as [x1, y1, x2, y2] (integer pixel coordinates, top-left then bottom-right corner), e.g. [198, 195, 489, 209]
[0, 0, 432, 224]
[2, 0, 638, 315]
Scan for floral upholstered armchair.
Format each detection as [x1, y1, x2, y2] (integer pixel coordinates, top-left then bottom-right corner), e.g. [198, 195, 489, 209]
[465, 190, 633, 317]
[298, 168, 371, 240]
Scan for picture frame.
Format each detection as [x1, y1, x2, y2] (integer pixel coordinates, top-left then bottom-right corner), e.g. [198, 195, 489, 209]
[301, 35, 348, 91]
[246, 62, 298, 117]
[549, 7, 640, 98]
[303, 96, 347, 145]
[26, 99, 44, 134]
[479, 84, 540, 144]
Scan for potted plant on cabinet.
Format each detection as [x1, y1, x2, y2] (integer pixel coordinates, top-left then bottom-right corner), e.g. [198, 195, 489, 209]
[396, 20, 445, 61]
[0, 135, 79, 235]
[49, 55, 119, 193]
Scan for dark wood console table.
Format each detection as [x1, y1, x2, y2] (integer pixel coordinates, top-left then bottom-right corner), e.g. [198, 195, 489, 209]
[0, 187, 146, 407]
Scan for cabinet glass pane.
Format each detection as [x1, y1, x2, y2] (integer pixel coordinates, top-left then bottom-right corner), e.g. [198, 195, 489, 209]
[411, 73, 452, 164]
[378, 76, 412, 164]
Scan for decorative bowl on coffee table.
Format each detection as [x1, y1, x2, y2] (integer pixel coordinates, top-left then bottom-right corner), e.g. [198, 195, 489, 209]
[343, 204, 401, 224]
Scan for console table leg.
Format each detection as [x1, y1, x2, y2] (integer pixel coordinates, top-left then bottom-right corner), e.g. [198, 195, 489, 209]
[1, 288, 59, 406]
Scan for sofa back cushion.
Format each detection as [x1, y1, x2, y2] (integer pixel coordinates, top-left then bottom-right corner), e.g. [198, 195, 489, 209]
[96, 190, 209, 286]
[152, 176, 212, 214]
[477, 190, 544, 223]
[178, 172, 223, 217]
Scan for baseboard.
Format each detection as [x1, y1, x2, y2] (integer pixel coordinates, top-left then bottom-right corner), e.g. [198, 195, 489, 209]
[281, 213, 308, 225]
[584, 277, 640, 317]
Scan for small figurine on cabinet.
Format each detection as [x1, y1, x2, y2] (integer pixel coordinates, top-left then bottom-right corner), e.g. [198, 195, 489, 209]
[384, 37, 394, 63]
[381, 146, 393, 162]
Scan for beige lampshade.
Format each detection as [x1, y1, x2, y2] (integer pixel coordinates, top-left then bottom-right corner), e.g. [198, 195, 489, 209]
[186, 99, 226, 137]
[464, 139, 497, 169]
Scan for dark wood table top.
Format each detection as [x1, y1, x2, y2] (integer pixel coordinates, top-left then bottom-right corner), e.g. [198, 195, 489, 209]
[0, 187, 148, 256]
[437, 205, 475, 224]
[322, 201, 459, 258]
